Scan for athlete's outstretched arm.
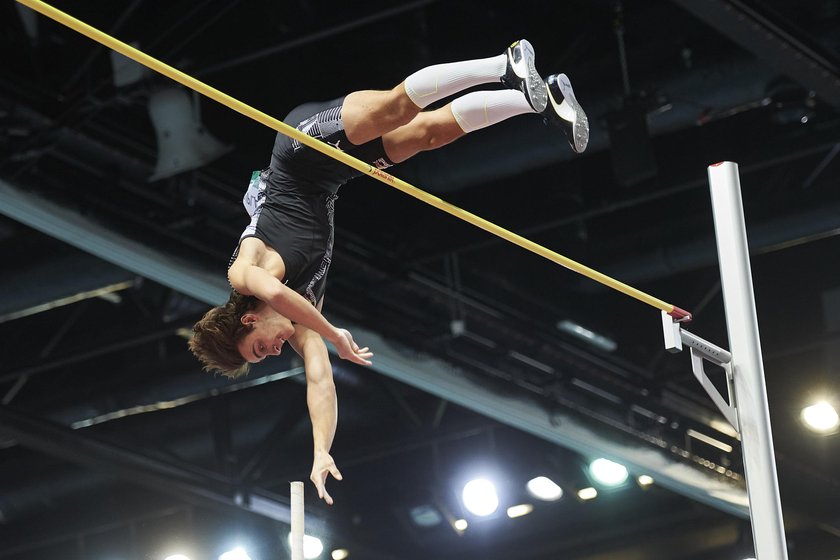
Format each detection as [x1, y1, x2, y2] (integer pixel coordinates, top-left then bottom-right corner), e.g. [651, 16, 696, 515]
[289, 324, 343, 505]
[228, 262, 372, 365]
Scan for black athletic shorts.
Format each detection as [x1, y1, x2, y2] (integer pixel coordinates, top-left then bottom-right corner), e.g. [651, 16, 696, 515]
[269, 96, 393, 195]
[232, 97, 393, 306]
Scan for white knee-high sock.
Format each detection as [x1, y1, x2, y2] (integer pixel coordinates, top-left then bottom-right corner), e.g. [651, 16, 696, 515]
[450, 89, 536, 133]
[404, 54, 506, 109]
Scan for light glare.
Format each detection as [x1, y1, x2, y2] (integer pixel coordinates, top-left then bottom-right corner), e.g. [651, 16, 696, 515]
[304, 535, 324, 559]
[589, 458, 629, 486]
[462, 478, 499, 516]
[557, 320, 617, 352]
[219, 548, 251, 560]
[577, 487, 598, 500]
[801, 401, 839, 433]
[453, 519, 468, 531]
[506, 504, 534, 518]
[331, 549, 349, 560]
[637, 475, 654, 487]
[165, 556, 191, 560]
[409, 504, 443, 527]
[526, 476, 563, 501]
[287, 533, 324, 559]
[303, 535, 324, 560]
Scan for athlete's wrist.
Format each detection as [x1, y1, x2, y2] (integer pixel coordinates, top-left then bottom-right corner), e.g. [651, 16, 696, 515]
[324, 326, 342, 346]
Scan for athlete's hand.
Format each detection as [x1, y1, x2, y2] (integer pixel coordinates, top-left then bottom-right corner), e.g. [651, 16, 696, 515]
[332, 328, 373, 366]
[311, 450, 343, 505]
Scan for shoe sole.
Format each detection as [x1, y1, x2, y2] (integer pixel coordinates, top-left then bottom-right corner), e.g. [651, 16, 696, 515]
[512, 40, 548, 113]
[553, 73, 589, 153]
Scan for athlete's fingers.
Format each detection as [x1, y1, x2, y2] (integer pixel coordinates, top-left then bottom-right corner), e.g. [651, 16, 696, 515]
[330, 464, 344, 481]
[312, 477, 324, 500]
[351, 353, 372, 366]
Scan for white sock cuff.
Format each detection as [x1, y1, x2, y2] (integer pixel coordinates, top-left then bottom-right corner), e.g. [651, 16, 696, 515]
[450, 89, 535, 133]
[404, 54, 506, 109]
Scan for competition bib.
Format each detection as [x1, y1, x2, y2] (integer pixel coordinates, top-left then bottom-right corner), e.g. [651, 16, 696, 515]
[242, 170, 267, 217]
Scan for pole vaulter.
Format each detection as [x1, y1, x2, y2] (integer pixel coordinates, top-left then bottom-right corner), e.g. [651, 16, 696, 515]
[15, 2, 788, 558]
[14, 0, 690, 323]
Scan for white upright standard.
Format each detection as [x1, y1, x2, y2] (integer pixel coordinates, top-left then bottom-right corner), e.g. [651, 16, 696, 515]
[708, 161, 788, 560]
[290, 481, 304, 560]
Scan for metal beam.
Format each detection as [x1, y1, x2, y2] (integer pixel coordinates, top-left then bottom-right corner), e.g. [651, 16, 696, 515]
[0, 178, 749, 518]
[344, 324, 749, 519]
[0, 180, 226, 305]
[0, 252, 135, 322]
[0, 405, 390, 560]
[0, 405, 320, 529]
[593, 198, 840, 286]
[672, 0, 840, 109]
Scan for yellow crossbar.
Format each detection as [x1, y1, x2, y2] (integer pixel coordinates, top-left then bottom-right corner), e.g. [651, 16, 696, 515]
[16, 0, 692, 322]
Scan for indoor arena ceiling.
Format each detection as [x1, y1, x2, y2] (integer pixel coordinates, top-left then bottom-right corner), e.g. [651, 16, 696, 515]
[1, 1, 840, 559]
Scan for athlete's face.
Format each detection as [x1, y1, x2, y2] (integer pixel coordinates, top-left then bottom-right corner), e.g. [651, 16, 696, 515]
[237, 309, 295, 363]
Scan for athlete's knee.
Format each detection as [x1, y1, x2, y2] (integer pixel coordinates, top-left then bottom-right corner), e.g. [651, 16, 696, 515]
[385, 84, 422, 126]
[399, 125, 453, 156]
[418, 117, 464, 151]
[343, 87, 418, 145]
[418, 127, 449, 150]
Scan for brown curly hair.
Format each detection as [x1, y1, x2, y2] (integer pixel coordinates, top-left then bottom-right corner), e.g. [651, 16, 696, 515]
[189, 291, 260, 378]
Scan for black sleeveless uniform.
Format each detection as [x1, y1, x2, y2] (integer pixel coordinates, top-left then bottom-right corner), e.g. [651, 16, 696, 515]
[231, 97, 393, 306]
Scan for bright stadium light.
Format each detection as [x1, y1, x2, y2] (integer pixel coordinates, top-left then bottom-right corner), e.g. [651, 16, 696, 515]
[287, 533, 324, 559]
[506, 504, 534, 518]
[453, 519, 468, 531]
[331, 549, 350, 560]
[219, 547, 251, 560]
[589, 458, 629, 486]
[801, 401, 839, 433]
[577, 487, 598, 501]
[526, 476, 563, 501]
[303, 535, 324, 559]
[461, 478, 499, 516]
[165, 556, 191, 560]
[637, 475, 654, 487]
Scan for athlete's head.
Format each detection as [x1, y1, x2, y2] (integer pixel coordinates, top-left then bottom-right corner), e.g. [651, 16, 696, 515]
[189, 291, 295, 378]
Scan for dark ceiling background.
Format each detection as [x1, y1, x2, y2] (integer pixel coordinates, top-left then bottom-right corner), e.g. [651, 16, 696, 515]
[1, 1, 840, 559]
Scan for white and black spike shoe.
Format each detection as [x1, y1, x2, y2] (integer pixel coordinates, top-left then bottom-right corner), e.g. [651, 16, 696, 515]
[501, 39, 548, 113]
[544, 73, 589, 154]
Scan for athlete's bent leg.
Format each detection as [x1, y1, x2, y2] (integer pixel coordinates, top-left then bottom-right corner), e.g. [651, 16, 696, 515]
[382, 89, 536, 163]
[342, 42, 530, 146]
[381, 106, 466, 163]
[341, 87, 420, 146]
